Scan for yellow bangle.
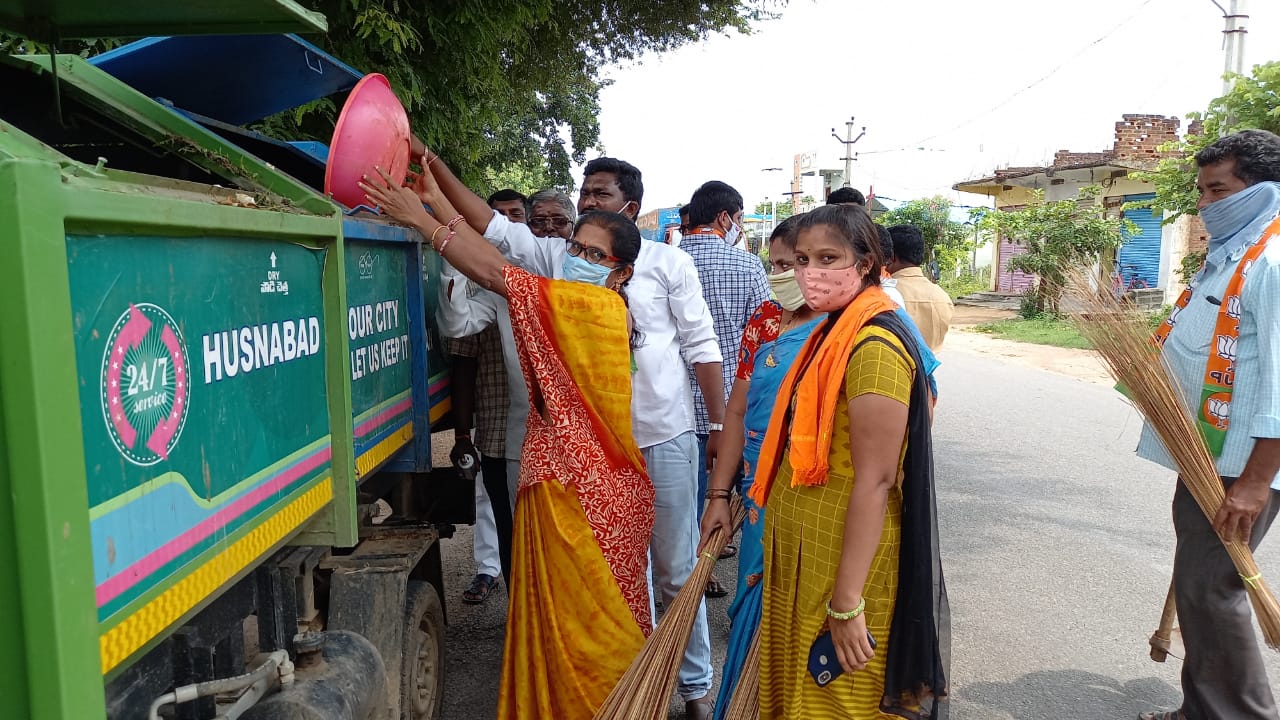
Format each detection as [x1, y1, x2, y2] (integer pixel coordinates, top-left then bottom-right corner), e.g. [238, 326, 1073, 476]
[429, 225, 447, 247]
[826, 597, 865, 621]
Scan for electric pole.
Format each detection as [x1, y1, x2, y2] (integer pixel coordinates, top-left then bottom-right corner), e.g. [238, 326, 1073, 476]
[1213, 0, 1249, 94]
[831, 117, 866, 189]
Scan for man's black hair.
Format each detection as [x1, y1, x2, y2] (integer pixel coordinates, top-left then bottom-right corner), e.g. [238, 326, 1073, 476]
[827, 186, 866, 206]
[686, 180, 744, 226]
[875, 224, 894, 262]
[887, 224, 926, 266]
[1195, 129, 1280, 185]
[583, 157, 645, 206]
[487, 188, 527, 206]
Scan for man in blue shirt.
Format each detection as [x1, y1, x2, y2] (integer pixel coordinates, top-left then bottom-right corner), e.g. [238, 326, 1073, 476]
[680, 181, 770, 599]
[1136, 129, 1280, 720]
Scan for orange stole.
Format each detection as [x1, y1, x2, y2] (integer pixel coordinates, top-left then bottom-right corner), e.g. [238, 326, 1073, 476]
[498, 267, 653, 719]
[749, 286, 897, 506]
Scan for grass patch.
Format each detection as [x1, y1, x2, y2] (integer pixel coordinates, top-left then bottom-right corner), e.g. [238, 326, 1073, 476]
[973, 315, 1092, 350]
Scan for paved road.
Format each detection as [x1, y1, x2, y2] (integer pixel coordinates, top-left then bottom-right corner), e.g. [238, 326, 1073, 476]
[435, 342, 1280, 719]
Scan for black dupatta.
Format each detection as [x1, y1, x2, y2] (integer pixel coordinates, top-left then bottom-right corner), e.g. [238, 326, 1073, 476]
[863, 312, 951, 719]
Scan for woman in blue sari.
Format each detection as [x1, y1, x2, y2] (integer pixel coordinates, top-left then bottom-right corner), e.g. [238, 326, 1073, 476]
[699, 215, 942, 716]
[699, 217, 823, 716]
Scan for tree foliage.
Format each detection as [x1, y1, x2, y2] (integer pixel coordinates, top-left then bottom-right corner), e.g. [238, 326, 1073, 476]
[283, 0, 782, 193]
[3, 1, 783, 194]
[754, 199, 795, 222]
[1136, 61, 1280, 219]
[875, 196, 973, 277]
[979, 187, 1131, 314]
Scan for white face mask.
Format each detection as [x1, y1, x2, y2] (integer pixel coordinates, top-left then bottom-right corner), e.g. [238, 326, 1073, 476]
[768, 269, 807, 311]
[724, 222, 741, 247]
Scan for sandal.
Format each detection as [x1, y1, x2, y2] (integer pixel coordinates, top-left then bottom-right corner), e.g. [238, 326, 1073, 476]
[705, 576, 729, 598]
[1138, 711, 1184, 720]
[718, 544, 738, 560]
[461, 573, 497, 604]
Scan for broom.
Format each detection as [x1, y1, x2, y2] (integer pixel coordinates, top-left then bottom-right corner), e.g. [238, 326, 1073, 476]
[722, 627, 762, 720]
[594, 498, 747, 720]
[1065, 271, 1280, 649]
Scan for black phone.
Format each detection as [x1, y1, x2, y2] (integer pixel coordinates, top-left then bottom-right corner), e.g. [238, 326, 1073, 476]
[808, 629, 877, 687]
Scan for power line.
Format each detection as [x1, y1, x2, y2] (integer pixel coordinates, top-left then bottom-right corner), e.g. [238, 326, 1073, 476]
[910, 0, 1157, 146]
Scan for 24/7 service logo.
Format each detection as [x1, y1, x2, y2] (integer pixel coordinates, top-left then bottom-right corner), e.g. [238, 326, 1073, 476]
[100, 303, 191, 466]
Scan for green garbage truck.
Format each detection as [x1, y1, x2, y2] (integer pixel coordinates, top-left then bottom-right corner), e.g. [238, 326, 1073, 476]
[0, 2, 474, 718]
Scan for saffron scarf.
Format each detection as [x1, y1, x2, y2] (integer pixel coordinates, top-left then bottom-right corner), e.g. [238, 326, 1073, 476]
[1152, 213, 1280, 456]
[748, 285, 898, 506]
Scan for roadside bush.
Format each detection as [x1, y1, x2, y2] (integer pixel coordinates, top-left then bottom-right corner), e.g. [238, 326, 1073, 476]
[1019, 289, 1041, 319]
[939, 268, 991, 300]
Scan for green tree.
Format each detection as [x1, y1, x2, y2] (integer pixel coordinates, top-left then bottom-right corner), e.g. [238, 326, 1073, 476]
[3, 2, 784, 193]
[284, 0, 784, 193]
[978, 187, 1131, 315]
[875, 196, 972, 277]
[754, 199, 795, 222]
[1136, 61, 1280, 219]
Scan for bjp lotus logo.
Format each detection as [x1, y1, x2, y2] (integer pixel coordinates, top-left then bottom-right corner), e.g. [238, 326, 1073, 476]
[1226, 295, 1242, 320]
[1205, 393, 1232, 428]
[1168, 303, 1184, 325]
[1216, 335, 1238, 363]
[1242, 259, 1256, 279]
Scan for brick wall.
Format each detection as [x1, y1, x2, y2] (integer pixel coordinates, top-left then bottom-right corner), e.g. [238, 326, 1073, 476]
[1187, 214, 1209, 255]
[1113, 114, 1181, 163]
[1052, 150, 1111, 167]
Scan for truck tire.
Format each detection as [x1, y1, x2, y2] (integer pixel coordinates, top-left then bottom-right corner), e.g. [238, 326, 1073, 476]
[401, 581, 445, 720]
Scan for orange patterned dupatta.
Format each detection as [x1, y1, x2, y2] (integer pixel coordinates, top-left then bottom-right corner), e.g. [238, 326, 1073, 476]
[497, 266, 654, 720]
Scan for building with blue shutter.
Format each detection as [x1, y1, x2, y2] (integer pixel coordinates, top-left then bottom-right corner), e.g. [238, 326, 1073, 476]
[953, 114, 1207, 306]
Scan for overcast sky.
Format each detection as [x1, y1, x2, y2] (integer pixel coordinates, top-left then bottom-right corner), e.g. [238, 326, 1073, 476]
[579, 0, 1280, 213]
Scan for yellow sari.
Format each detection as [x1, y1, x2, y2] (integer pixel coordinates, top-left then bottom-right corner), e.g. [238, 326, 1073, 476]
[497, 267, 654, 719]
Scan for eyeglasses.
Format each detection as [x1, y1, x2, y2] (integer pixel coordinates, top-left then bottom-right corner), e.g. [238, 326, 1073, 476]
[566, 239, 620, 265]
[529, 216, 573, 231]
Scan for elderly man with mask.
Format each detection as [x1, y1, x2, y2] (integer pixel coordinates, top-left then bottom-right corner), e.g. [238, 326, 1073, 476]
[1136, 129, 1280, 720]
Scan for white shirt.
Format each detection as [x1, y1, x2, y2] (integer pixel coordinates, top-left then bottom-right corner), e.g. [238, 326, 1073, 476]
[483, 211, 722, 448]
[435, 262, 529, 461]
[882, 278, 906, 308]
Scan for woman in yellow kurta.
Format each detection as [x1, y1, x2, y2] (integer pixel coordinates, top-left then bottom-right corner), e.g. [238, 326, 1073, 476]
[746, 205, 949, 719]
[362, 165, 654, 720]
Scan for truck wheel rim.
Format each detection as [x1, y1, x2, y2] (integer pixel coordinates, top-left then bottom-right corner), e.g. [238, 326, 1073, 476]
[411, 619, 439, 715]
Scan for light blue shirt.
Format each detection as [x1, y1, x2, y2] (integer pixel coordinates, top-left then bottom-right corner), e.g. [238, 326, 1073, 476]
[1136, 207, 1280, 488]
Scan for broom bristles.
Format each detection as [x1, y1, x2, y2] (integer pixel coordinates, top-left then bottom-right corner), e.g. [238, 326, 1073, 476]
[593, 499, 747, 720]
[722, 627, 761, 720]
[1065, 272, 1280, 649]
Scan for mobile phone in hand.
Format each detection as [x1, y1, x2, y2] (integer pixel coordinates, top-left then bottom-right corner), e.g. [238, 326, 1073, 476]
[808, 629, 877, 687]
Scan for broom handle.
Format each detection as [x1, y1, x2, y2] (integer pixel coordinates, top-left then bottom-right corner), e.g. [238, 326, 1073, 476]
[1149, 580, 1177, 662]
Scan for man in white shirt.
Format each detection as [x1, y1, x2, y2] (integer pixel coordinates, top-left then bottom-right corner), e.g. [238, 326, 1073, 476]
[421, 152, 723, 718]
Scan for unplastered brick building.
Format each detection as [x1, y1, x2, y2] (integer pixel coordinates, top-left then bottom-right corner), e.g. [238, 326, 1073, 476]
[953, 113, 1201, 304]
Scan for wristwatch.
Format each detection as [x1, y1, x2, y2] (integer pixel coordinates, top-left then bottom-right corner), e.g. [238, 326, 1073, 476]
[708, 423, 724, 432]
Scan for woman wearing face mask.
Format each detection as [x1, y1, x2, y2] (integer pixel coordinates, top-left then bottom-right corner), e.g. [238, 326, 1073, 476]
[697, 214, 823, 717]
[361, 165, 654, 720]
[744, 205, 949, 719]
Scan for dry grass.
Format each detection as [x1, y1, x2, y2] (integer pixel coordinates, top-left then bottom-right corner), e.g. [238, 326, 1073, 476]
[1065, 272, 1280, 649]
[593, 499, 747, 720]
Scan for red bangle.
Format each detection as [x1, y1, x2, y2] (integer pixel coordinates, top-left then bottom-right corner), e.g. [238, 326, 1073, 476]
[436, 231, 456, 254]
[447, 214, 465, 231]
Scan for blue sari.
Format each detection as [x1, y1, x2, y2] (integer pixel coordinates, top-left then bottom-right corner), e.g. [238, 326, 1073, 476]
[714, 310, 825, 717]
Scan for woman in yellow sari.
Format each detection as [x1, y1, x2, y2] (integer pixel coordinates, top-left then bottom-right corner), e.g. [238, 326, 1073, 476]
[362, 165, 653, 719]
[748, 205, 949, 719]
